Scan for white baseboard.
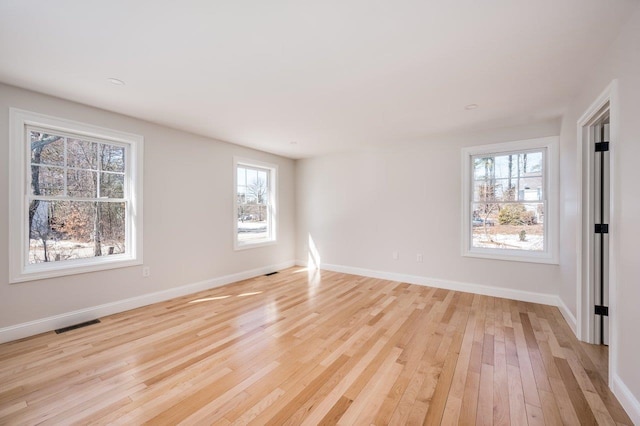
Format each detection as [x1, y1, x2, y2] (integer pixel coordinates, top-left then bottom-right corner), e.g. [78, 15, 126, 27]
[318, 262, 560, 306]
[0, 260, 295, 344]
[556, 297, 578, 335]
[612, 374, 640, 425]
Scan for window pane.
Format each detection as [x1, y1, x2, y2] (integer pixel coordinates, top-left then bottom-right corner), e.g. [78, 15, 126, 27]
[67, 169, 97, 198]
[258, 170, 268, 186]
[67, 138, 98, 170]
[237, 187, 246, 204]
[28, 201, 125, 264]
[473, 150, 544, 203]
[246, 168, 258, 186]
[473, 157, 493, 180]
[247, 177, 266, 204]
[237, 167, 246, 187]
[473, 179, 514, 202]
[98, 202, 126, 254]
[100, 144, 125, 172]
[521, 151, 543, 173]
[472, 202, 544, 251]
[237, 205, 268, 243]
[31, 165, 64, 196]
[100, 172, 124, 198]
[30, 131, 64, 166]
[518, 177, 543, 201]
[493, 154, 515, 179]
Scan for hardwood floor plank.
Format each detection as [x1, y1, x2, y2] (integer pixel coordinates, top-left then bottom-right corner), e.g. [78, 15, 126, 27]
[539, 389, 564, 426]
[459, 370, 480, 425]
[526, 402, 546, 426]
[317, 396, 352, 426]
[555, 356, 598, 425]
[493, 339, 510, 426]
[337, 347, 403, 424]
[264, 354, 350, 426]
[513, 321, 542, 408]
[506, 363, 528, 425]
[476, 363, 494, 425]
[422, 334, 464, 424]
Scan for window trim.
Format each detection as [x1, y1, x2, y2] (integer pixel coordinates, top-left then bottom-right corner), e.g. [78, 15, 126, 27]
[461, 136, 559, 264]
[233, 157, 278, 250]
[9, 108, 144, 283]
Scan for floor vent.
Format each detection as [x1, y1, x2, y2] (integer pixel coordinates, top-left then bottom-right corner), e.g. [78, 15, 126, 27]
[264, 271, 278, 276]
[55, 319, 101, 334]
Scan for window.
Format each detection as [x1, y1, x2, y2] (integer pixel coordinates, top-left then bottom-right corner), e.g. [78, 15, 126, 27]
[9, 109, 143, 282]
[234, 158, 277, 249]
[462, 137, 558, 263]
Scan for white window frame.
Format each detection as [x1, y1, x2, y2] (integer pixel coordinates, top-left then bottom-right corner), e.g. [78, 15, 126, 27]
[9, 109, 144, 283]
[233, 157, 277, 250]
[462, 136, 559, 264]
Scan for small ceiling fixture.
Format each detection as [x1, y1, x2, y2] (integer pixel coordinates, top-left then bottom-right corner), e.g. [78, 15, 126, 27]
[107, 78, 125, 86]
[464, 104, 479, 110]
[290, 141, 298, 145]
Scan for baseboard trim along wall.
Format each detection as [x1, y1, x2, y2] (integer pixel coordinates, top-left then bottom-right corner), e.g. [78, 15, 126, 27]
[556, 298, 578, 335]
[0, 260, 295, 344]
[612, 373, 640, 426]
[311, 261, 561, 306]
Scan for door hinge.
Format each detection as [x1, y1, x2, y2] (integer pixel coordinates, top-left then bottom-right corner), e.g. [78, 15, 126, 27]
[595, 142, 610, 152]
[594, 305, 609, 316]
[595, 224, 609, 234]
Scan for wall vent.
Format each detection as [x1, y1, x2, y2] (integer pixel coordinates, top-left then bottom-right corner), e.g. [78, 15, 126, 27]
[55, 319, 101, 334]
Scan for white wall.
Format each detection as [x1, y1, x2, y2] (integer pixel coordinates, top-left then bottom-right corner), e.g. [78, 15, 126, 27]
[296, 120, 564, 301]
[557, 5, 640, 419]
[0, 83, 296, 335]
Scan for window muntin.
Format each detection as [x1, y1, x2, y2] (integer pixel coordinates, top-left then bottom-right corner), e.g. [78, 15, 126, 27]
[234, 160, 276, 248]
[463, 137, 558, 264]
[9, 109, 143, 282]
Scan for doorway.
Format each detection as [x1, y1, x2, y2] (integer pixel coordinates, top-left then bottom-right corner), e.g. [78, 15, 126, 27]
[578, 83, 616, 350]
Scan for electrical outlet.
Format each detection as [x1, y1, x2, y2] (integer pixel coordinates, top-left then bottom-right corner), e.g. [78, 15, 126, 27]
[392, 251, 399, 260]
[142, 266, 151, 277]
[416, 253, 423, 262]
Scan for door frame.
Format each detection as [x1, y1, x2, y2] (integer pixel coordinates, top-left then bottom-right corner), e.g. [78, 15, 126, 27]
[576, 80, 618, 377]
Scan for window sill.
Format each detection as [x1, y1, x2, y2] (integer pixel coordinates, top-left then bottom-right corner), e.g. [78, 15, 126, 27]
[10, 256, 142, 283]
[234, 239, 277, 251]
[463, 249, 559, 265]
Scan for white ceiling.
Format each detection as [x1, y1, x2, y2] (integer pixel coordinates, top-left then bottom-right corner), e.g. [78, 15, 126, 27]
[0, 1, 637, 158]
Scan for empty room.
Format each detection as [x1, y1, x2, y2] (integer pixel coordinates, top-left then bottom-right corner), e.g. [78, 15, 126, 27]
[1, 0, 640, 424]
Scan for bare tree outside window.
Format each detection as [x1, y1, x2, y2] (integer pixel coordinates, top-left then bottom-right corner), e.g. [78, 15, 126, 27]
[247, 177, 267, 221]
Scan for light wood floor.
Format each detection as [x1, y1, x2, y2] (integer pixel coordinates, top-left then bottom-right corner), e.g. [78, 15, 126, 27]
[0, 268, 632, 425]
